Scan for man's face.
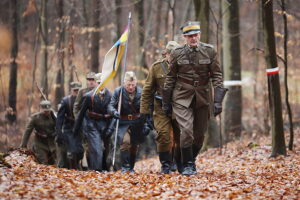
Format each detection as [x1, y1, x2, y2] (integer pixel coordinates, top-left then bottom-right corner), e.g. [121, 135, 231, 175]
[124, 80, 137, 94]
[184, 33, 200, 47]
[86, 78, 97, 88]
[72, 89, 79, 96]
[42, 110, 51, 116]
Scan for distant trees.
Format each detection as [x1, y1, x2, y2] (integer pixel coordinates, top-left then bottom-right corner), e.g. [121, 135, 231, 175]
[261, 0, 286, 157]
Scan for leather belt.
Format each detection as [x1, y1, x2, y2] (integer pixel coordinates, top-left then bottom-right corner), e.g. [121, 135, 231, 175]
[120, 114, 140, 120]
[88, 112, 112, 120]
[34, 130, 56, 139]
[177, 76, 208, 87]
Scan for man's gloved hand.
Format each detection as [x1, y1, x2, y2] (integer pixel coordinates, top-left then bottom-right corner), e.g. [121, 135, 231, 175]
[162, 103, 172, 116]
[142, 123, 151, 136]
[214, 87, 228, 117]
[214, 102, 223, 116]
[139, 113, 147, 123]
[55, 133, 66, 145]
[112, 111, 120, 119]
[105, 127, 115, 138]
[105, 118, 116, 138]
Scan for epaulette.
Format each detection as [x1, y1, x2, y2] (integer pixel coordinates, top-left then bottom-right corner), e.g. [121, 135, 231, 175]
[174, 44, 185, 51]
[153, 59, 164, 66]
[31, 112, 41, 118]
[200, 42, 214, 49]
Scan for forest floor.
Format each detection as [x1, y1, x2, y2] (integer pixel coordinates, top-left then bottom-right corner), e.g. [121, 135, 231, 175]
[1, 135, 300, 200]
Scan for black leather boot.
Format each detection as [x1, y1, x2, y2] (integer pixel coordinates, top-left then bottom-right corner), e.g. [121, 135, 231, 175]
[192, 144, 201, 173]
[159, 152, 172, 174]
[174, 146, 183, 174]
[120, 150, 131, 173]
[129, 152, 136, 173]
[181, 146, 196, 176]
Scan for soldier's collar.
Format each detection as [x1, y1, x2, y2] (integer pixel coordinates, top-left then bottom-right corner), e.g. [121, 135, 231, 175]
[187, 44, 200, 52]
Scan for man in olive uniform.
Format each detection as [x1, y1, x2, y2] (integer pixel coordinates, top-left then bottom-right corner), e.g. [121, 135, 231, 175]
[73, 72, 97, 169]
[140, 41, 181, 174]
[73, 73, 115, 171]
[56, 81, 82, 169]
[20, 100, 57, 165]
[73, 72, 97, 118]
[108, 71, 151, 173]
[163, 21, 227, 176]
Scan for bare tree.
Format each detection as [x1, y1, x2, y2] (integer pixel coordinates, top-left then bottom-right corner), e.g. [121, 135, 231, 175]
[7, 0, 19, 123]
[40, 0, 49, 97]
[54, 0, 65, 109]
[261, 0, 286, 157]
[222, 0, 242, 141]
[134, 0, 148, 70]
[280, 0, 294, 150]
[90, 0, 100, 72]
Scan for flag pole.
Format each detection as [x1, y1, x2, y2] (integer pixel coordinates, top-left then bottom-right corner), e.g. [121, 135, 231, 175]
[112, 12, 132, 168]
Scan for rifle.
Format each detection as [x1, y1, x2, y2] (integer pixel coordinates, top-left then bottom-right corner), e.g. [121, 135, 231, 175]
[35, 82, 57, 119]
[35, 81, 47, 101]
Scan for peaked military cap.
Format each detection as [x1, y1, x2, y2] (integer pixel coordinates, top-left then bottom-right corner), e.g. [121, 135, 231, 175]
[95, 73, 102, 83]
[86, 72, 96, 79]
[165, 41, 180, 53]
[181, 21, 201, 36]
[124, 71, 137, 82]
[40, 100, 51, 111]
[70, 81, 82, 90]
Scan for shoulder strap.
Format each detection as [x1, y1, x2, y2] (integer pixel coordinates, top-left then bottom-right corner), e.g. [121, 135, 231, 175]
[159, 62, 168, 74]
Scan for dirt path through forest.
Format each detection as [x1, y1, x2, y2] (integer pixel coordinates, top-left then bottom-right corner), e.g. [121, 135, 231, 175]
[1, 136, 300, 199]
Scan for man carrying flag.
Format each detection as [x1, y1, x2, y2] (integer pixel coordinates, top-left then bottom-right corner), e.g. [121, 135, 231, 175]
[108, 71, 151, 173]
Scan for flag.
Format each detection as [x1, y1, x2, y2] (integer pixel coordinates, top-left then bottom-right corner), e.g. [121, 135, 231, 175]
[94, 26, 129, 94]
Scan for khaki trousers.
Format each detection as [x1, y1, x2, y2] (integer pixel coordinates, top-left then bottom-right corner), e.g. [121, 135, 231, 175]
[172, 103, 209, 148]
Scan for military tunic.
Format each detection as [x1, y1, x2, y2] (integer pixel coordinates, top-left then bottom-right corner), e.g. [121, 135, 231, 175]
[140, 59, 180, 152]
[163, 43, 223, 149]
[73, 87, 94, 118]
[20, 111, 56, 165]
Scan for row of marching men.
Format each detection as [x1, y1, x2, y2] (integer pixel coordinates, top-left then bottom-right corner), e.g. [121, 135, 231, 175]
[20, 20, 227, 175]
[20, 71, 153, 173]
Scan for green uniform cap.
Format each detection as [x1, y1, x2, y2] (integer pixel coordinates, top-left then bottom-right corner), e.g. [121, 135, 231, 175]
[40, 100, 51, 111]
[124, 71, 137, 82]
[70, 81, 82, 90]
[165, 41, 180, 53]
[86, 72, 96, 79]
[95, 73, 102, 83]
[181, 21, 201, 35]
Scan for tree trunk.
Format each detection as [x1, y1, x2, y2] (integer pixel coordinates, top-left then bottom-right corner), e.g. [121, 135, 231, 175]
[134, 0, 147, 70]
[221, 0, 242, 142]
[68, 0, 76, 88]
[194, 0, 209, 43]
[90, 0, 100, 73]
[280, 0, 294, 150]
[261, 0, 286, 157]
[7, 0, 19, 123]
[54, 0, 65, 109]
[113, 0, 122, 85]
[40, 0, 48, 97]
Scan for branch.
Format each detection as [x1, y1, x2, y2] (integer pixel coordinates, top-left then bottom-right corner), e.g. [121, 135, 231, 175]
[247, 47, 286, 64]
